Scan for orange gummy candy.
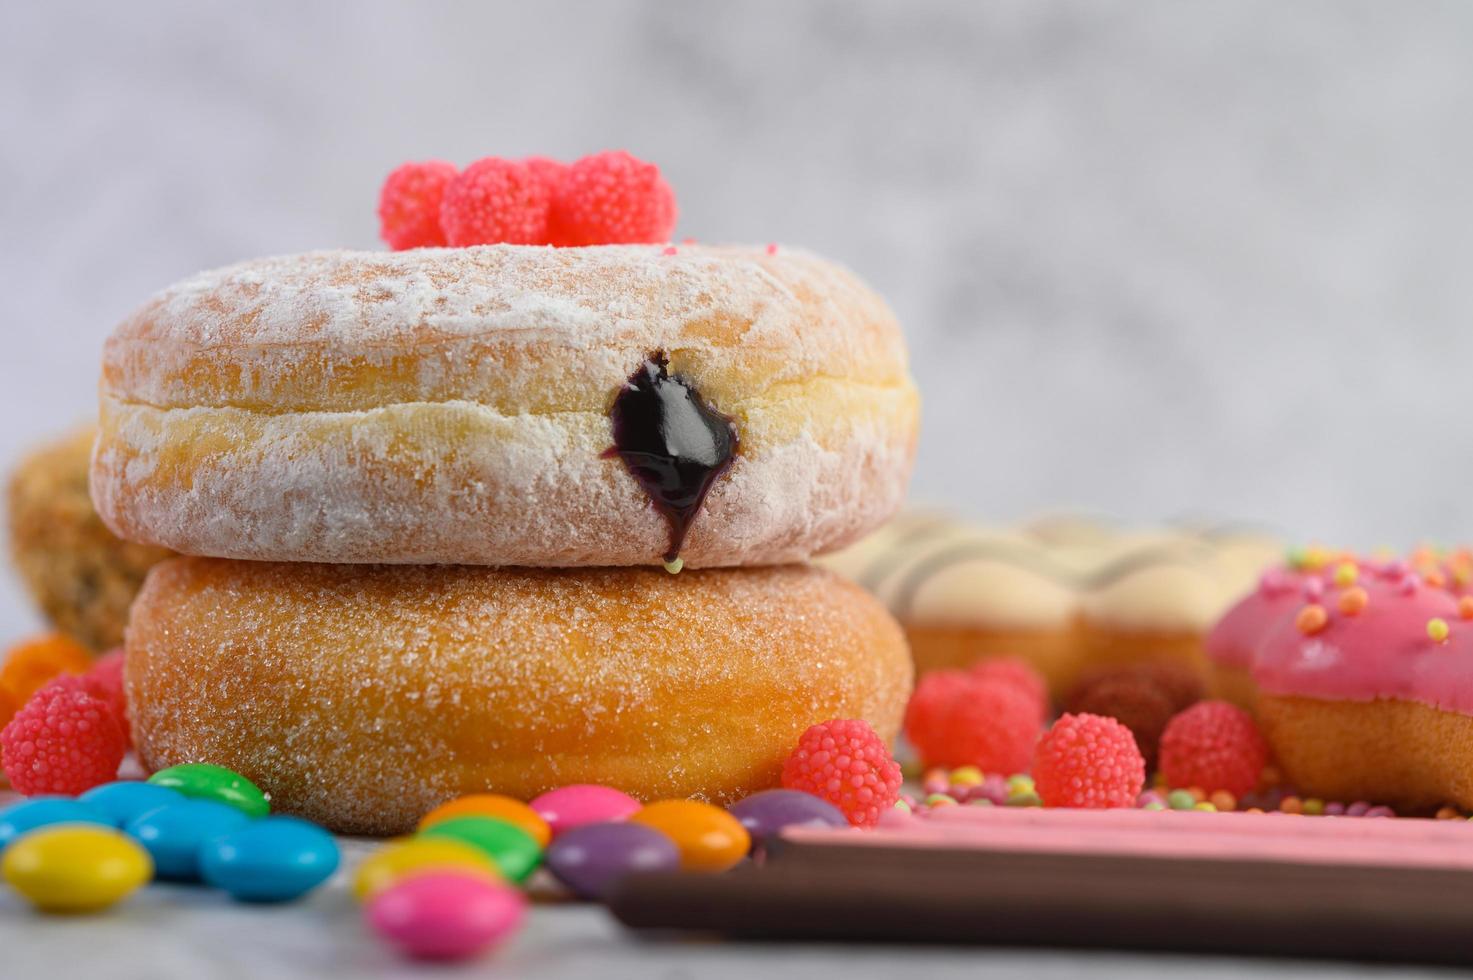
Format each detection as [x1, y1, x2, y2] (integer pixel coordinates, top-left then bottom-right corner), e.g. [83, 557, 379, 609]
[0, 633, 93, 723]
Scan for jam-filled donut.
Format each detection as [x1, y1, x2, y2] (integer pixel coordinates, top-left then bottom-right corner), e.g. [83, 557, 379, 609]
[1252, 556, 1473, 810]
[125, 558, 913, 835]
[93, 245, 918, 568]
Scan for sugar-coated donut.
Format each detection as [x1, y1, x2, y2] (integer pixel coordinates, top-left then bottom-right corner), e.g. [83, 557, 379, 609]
[8, 427, 172, 650]
[93, 244, 918, 568]
[125, 558, 913, 835]
[1248, 553, 1473, 810]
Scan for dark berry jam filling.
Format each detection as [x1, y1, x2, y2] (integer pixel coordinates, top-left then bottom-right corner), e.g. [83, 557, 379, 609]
[605, 352, 739, 564]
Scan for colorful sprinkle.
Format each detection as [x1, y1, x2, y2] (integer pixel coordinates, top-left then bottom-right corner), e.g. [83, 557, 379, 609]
[949, 765, 984, 787]
[1428, 618, 1451, 643]
[1459, 597, 1473, 621]
[1337, 587, 1369, 616]
[1332, 562, 1358, 588]
[1295, 604, 1329, 635]
[1258, 569, 1293, 597]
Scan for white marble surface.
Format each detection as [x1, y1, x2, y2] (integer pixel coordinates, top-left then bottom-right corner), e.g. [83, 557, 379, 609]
[0, 790, 1454, 980]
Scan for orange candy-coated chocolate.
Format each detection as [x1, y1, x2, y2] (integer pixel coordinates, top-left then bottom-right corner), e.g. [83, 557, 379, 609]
[629, 800, 750, 872]
[0, 634, 92, 724]
[418, 795, 552, 848]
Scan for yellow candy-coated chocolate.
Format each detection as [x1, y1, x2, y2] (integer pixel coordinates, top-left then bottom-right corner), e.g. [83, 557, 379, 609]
[2, 826, 152, 913]
[629, 800, 750, 873]
[416, 794, 551, 848]
[351, 837, 501, 901]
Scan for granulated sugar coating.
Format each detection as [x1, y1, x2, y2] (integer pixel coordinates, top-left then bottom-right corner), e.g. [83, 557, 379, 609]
[125, 559, 913, 836]
[91, 244, 919, 569]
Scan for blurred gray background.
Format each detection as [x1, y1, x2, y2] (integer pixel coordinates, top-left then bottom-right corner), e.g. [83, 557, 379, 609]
[5, 0, 1473, 632]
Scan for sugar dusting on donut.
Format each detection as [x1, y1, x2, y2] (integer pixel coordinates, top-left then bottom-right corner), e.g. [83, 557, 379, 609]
[93, 244, 919, 567]
[125, 560, 913, 835]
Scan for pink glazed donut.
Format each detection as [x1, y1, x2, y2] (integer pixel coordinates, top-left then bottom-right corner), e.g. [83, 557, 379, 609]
[1252, 555, 1473, 811]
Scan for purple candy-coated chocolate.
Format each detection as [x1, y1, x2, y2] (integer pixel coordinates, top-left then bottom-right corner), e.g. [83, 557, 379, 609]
[727, 790, 848, 848]
[544, 822, 680, 901]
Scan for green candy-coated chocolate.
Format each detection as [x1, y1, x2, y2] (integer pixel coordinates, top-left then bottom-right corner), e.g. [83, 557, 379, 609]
[146, 764, 270, 819]
[418, 816, 542, 882]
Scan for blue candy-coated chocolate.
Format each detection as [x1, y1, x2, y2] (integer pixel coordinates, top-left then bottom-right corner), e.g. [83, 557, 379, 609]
[726, 789, 848, 848]
[0, 797, 111, 850]
[79, 782, 186, 827]
[125, 800, 251, 881]
[544, 821, 680, 901]
[199, 816, 340, 903]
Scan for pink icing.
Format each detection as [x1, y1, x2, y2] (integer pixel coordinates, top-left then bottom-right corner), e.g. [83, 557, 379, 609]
[1203, 566, 1307, 669]
[1251, 569, 1473, 713]
[780, 806, 1473, 868]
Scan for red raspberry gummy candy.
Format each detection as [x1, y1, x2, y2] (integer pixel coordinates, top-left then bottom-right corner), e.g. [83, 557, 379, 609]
[439, 157, 554, 247]
[1158, 700, 1269, 796]
[781, 719, 901, 829]
[549, 150, 677, 246]
[1, 682, 126, 795]
[377, 160, 458, 250]
[905, 670, 1043, 773]
[968, 657, 1048, 710]
[1032, 712, 1146, 809]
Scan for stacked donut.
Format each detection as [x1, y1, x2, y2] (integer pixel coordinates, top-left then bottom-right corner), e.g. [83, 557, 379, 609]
[821, 512, 1279, 697]
[92, 244, 920, 834]
[1206, 548, 1473, 811]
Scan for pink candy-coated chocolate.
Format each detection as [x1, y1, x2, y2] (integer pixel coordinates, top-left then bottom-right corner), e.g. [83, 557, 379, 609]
[1252, 569, 1473, 711]
[366, 871, 525, 961]
[1204, 565, 1309, 669]
[530, 785, 642, 838]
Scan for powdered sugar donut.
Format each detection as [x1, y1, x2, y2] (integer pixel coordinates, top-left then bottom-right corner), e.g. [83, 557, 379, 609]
[126, 558, 913, 835]
[92, 245, 918, 567]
